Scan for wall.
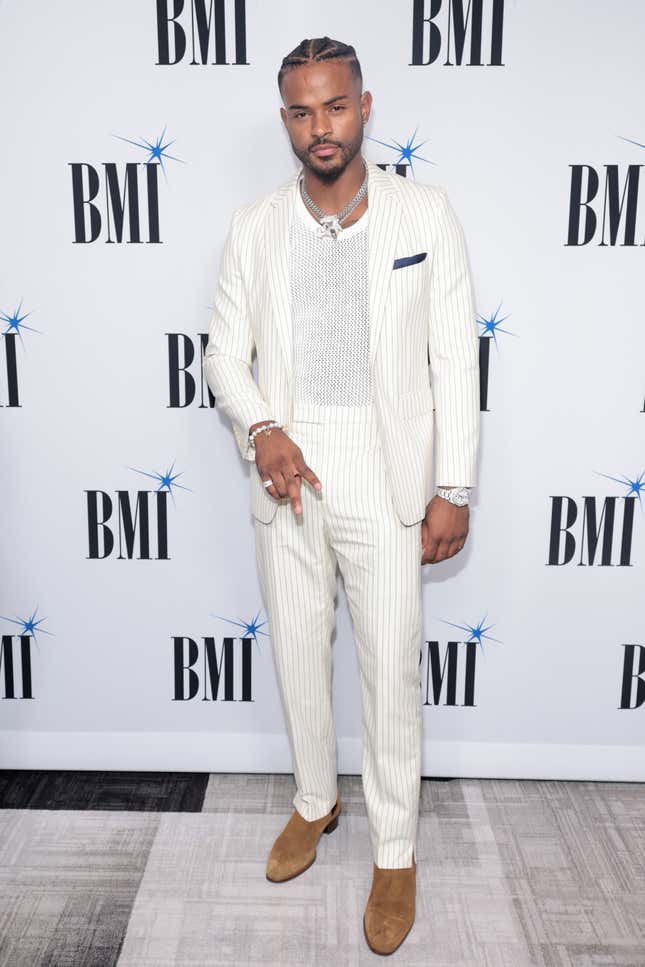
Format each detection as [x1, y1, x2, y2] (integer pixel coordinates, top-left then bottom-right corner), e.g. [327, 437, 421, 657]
[1, 0, 643, 779]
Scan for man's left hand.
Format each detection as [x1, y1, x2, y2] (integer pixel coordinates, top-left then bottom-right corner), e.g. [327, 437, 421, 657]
[421, 494, 469, 564]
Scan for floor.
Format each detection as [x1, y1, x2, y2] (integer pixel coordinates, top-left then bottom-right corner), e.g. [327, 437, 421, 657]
[0, 771, 643, 966]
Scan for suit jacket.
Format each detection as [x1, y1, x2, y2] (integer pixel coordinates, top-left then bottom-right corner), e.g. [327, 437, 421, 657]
[203, 159, 480, 526]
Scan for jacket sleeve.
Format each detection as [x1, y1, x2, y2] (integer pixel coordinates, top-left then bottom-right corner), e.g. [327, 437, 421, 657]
[427, 187, 480, 488]
[203, 206, 275, 461]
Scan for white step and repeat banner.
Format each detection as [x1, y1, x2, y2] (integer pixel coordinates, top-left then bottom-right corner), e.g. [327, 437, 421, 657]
[1, 1, 643, 779]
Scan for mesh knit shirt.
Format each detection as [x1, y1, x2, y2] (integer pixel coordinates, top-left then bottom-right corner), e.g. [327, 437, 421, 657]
[288, 172, 372, 406]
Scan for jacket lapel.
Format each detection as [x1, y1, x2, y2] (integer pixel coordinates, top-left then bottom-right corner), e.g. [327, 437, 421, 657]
[263, 171, 299, 383]
[365, 160, 402, 367]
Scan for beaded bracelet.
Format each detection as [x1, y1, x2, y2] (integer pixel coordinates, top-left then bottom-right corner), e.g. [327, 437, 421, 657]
[248, 420, 286, 448]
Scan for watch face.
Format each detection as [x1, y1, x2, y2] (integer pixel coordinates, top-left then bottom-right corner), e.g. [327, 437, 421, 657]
[437, 488, 469, 506]
[444, 488, 468, 505]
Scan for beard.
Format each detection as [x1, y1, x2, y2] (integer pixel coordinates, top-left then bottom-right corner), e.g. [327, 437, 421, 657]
[290, 125, 364, 184]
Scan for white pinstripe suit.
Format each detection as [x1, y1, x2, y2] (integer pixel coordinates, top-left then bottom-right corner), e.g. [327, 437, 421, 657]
[203, 159, 480, 868]
[204, 160, 479, 525]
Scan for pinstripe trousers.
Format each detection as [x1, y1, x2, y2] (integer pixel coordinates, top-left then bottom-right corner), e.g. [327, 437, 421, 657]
[253, 399, 423, 869]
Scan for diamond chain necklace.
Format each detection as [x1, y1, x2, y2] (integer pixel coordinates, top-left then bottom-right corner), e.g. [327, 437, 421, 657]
[299, 157, 369, 240]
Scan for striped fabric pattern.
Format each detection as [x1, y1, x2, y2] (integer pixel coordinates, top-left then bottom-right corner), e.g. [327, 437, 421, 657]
[253, 402, 423, 868]
[203, 159, 480, 525]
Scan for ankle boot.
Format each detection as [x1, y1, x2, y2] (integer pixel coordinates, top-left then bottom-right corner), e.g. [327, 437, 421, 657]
[266, 795, 341, 882]
[363, 850, 416, 955]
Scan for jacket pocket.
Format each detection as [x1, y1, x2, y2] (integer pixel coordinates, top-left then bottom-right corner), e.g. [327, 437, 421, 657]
[395, 386, 435, 419]
[392, 252, 427, 270]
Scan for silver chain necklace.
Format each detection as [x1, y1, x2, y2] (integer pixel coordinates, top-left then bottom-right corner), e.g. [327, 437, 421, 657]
[299, 157, 369, 240]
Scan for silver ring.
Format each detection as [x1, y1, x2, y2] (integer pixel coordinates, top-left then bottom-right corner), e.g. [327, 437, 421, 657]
[262, 479, 273, 489]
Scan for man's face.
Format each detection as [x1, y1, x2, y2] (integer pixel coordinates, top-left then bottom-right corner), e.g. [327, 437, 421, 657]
[279, 60, 371, 183]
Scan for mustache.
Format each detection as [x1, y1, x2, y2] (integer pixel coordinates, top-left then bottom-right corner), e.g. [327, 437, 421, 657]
[309, 140, 342, 151]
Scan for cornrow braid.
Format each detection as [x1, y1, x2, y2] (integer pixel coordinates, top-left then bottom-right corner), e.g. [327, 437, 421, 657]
[277, 36, 362, 92]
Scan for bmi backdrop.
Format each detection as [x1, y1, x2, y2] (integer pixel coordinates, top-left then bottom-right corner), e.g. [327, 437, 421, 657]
[1, 1, 644, 780]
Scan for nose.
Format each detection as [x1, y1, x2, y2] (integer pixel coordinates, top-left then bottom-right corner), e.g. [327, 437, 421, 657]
[310, 110, 332, 142]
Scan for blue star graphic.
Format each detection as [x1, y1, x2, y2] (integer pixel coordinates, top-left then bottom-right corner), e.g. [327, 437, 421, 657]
[617, 134, 645, 150]
[111, 123, 186, 183]
[209, 608, 271, 655]
[477, 301, 516, 349]
[436, 614, 502, 659]
[366, 126, 435, 178]
[593, 470, 645, 508]
[1, 298, 43, 346]
[0, 606, 53, 646]
[125, 459, 192, 507]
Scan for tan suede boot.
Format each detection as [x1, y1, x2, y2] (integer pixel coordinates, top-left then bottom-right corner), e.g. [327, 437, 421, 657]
[265, 795, 341, 882]
[363, 850, 416, 955]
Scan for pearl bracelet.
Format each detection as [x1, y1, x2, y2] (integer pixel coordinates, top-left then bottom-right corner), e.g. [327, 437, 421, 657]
[248, 420, 286, 447]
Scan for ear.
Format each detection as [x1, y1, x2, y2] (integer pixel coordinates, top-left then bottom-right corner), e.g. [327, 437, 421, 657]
[360, 90, 372, 124]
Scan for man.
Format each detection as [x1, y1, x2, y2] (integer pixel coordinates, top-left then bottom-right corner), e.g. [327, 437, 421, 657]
[203, 36, 479, 955]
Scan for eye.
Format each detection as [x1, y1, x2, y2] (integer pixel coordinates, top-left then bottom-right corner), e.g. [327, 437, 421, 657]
[330, 105, 345, 112]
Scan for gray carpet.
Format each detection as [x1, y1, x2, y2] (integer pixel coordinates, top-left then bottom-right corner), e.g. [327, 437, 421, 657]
[0, 773, 643, 965]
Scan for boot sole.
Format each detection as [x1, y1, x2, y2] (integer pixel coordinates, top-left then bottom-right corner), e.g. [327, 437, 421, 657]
[265, 810, 340, 882]
[363, 912, 414, 956]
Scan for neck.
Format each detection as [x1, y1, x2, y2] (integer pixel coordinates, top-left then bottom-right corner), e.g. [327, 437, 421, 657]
[301, 154, 367, 214]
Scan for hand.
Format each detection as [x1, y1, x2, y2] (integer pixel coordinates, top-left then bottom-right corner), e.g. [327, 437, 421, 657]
[254, 427, 322, 517]
[421, 494, 469, 564]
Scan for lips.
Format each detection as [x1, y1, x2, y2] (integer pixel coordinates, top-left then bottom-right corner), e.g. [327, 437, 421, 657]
[311, 144, 338, 157]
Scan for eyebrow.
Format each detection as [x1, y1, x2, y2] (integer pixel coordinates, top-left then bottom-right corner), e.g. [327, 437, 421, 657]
[287, 94, 349, 110]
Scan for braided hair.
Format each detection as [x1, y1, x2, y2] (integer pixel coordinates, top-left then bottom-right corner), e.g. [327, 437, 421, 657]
[277, 36, 362, 93]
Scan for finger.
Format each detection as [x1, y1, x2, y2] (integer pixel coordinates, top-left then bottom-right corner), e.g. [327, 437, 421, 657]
[423, 538, 439, 564]
[284, 472, 303, 516]
[260, 475, 282, 501]
[439, 541, 459, 561]
[259, 469, 286, 502]
[422, 545, 439, 565]
[432, 539, 453, 563]
[298, 464, 323, 492]
[448, 537, 467, 556]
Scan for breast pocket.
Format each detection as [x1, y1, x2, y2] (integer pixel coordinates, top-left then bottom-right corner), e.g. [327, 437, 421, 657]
[392, 251, 427, 270]
[390, 250, 429, 316]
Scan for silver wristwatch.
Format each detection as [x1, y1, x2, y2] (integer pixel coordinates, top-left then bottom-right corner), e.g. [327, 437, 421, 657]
[436, 486, 470, 507]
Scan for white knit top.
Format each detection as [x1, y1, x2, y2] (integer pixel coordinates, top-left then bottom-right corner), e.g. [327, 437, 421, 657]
[288, 173, 372, 406]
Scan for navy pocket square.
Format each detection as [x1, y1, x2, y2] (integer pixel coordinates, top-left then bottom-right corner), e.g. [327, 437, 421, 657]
[392, 252, 427, 269]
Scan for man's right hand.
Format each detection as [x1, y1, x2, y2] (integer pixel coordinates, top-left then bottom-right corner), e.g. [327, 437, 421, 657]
[251, 424, 322, 516]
